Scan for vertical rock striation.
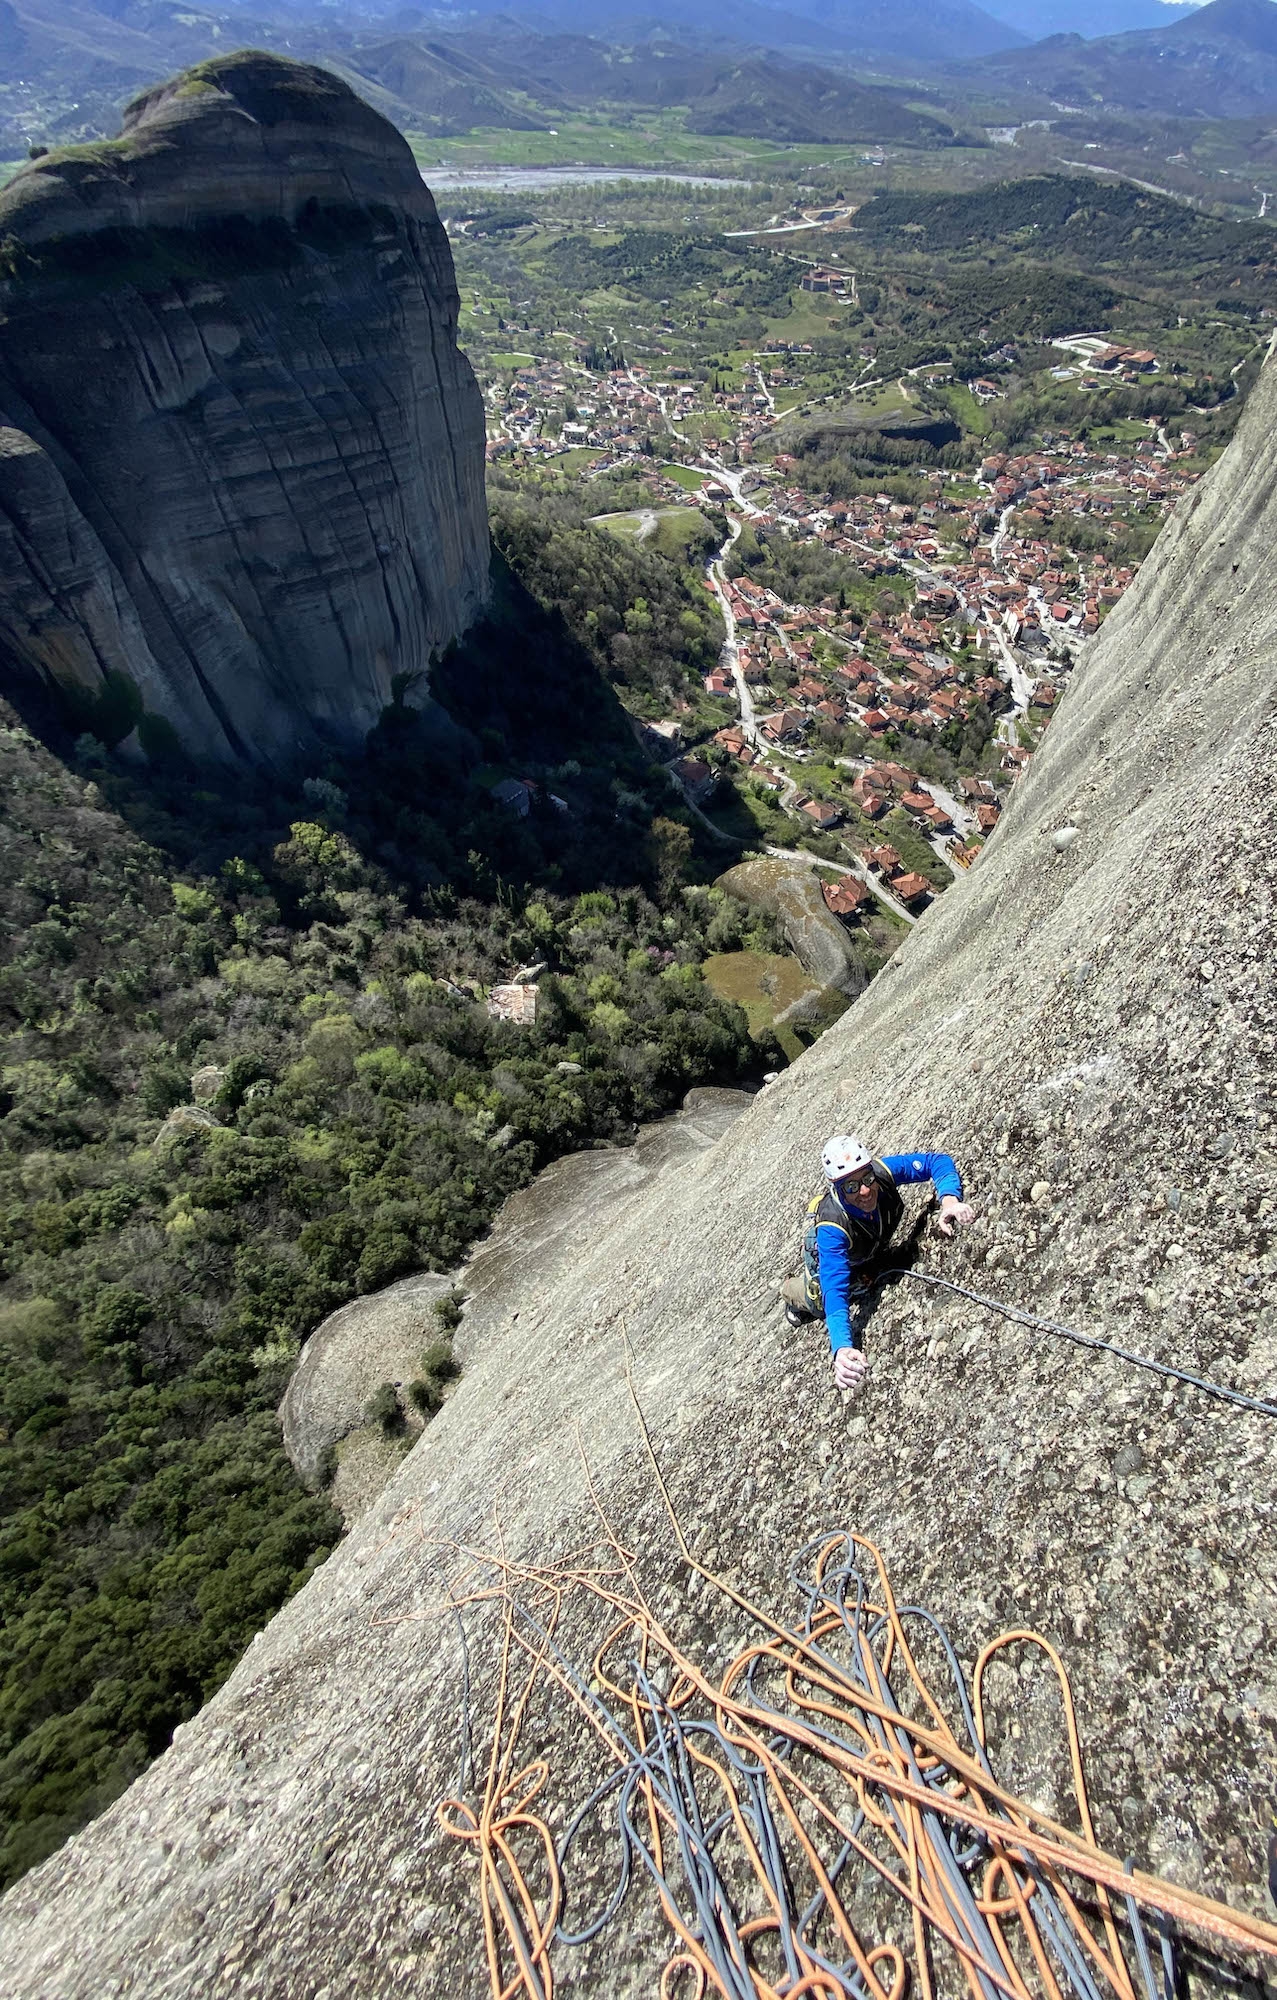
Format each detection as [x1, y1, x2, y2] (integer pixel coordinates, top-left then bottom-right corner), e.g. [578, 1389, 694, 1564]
[0, 52, 489, 766]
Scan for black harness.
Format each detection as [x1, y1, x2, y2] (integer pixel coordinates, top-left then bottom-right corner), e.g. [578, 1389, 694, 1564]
[814, 1161, 904, 1262]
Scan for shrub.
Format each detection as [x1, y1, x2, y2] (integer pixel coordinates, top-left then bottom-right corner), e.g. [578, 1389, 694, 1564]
[433, 1289, 467, 1336]
[407, 1376, 442, 1417]
[363, 1382, 404, 1435]
[420, 1338, 460, 1380]
[139, 1063, 189, 1117]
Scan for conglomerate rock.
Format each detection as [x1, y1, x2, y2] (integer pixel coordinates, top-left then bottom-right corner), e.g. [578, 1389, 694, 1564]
[0, 52, 488, 767]
[2, 356, 1276, 1994]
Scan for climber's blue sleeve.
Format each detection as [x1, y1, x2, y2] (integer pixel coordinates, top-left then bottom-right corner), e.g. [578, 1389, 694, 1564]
[882, 1152, 962, 1201]
[816, 1222, 861, 1354]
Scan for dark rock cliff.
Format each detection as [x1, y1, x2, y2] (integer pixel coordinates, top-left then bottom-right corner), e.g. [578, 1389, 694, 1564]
[1, 352, 1275, 1994]
[0, 53, 489, 767]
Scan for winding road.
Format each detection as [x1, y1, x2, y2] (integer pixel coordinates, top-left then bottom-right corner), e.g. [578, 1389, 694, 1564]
[703, 513, 759, 744]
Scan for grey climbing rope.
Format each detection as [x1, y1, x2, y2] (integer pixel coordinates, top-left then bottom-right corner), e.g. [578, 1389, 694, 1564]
[885, 1268, 1277, 1420]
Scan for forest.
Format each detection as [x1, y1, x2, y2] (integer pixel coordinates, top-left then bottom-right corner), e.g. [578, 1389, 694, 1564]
[849, 176, 1277, 297]
[0, 491, 770, 1888]
[542, 228, 803, 317]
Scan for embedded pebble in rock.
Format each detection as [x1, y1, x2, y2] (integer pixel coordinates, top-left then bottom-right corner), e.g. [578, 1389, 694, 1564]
[3, 313, 1277, 2000]
[1050, 825, 1080, 852]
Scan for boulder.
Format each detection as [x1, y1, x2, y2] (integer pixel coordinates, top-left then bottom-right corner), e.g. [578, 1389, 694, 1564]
[717, 854, 866, 994]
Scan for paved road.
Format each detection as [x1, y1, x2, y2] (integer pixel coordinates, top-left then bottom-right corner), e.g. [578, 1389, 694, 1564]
[695, 462, 766, 519]
[703, 515, 760, 745]
[989, 501, 1016, 565]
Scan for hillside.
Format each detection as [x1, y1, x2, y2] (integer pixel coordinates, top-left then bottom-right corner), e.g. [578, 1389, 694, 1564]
[0, 3, 1011, 152]
[968, 0, 1277, 116]
[465, 0, 1024, 62]
[1, 299, 1274, 1993]
[982, 0, 1201, 34]
[342, 31, 958, 143]
[849, 171, 1277, 294]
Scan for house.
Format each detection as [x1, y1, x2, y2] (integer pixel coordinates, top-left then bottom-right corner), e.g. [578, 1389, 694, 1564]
[703, 670, 734, 698]
[799, 799, 842, 830]
[976, 803, 1001, 833]
[901, 789, 937, 818]
[672, 756, 717, 804]
[492, 778, 534, 817]
[761, 709, 807, 744]
[801, 266, 849, 295]
[486, 983, 539, 1026]
[948, 839, 982, 870]
[866, 843, 901, 875]
[645, 718, 683, 751]
[890, 871, 931, 907]
[822, 877, 870, 918]
[851, 774, 889, 817]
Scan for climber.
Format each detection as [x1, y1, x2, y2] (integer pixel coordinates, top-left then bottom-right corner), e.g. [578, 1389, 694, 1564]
[781, 1135, 974, 1394]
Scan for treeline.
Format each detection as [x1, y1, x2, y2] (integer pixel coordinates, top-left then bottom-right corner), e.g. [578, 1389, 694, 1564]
[788, 431, 973, 492]
[542, 230, 800, 315]
[727, 524, 914, 619]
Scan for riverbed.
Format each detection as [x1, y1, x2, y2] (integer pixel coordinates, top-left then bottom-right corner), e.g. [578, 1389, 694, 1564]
[423, 166, 752, 191]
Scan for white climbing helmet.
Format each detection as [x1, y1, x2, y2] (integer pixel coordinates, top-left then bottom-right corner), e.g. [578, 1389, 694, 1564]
[821, 1134, 873, 1184]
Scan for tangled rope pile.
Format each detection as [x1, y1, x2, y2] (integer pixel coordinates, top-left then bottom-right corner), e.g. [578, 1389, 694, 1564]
[411, 1380, 1277, 2000]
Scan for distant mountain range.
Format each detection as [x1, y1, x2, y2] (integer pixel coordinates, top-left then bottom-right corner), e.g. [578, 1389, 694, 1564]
[5, 0, 1275, 153]
[981, 0, 1200, 38]
[964, 0, 1277, 115]
[0, 0, 996, 149]
[337, 31, 962, 142]
[0, 0, 1021, 152]
[424, 0, 1026, 63]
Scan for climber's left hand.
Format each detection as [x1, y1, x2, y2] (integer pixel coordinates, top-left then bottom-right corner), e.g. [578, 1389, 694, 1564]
[937, 1196, 975, 1236]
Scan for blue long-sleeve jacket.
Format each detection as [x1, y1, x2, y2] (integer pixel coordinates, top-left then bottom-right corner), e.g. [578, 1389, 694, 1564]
[818, 1152, 962, 1353]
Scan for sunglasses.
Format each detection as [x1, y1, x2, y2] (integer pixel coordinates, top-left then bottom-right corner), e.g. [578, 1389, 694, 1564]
[841, 1171, 878, 1192]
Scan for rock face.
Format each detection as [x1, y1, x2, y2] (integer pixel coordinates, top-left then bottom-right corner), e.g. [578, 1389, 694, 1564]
[0, 53, 488, 767]
[4, 353, 1277, 1994]
[280, 1089, 753, 1508]
[718, 853, 867, 993]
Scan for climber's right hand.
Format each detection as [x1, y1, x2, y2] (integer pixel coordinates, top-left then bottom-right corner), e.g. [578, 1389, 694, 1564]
[833, 1347, 867, 1394]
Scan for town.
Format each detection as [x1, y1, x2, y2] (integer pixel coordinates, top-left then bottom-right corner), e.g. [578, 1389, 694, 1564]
[478, 334, 1200, 933]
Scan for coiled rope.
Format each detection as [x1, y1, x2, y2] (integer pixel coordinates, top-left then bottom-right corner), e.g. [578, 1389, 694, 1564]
[403, 1365, 1277, 1999]
[884, 1269, 1277, 1420]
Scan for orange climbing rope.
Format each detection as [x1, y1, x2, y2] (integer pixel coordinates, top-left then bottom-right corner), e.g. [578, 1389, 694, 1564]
[388, 1379, 1277, 2000]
